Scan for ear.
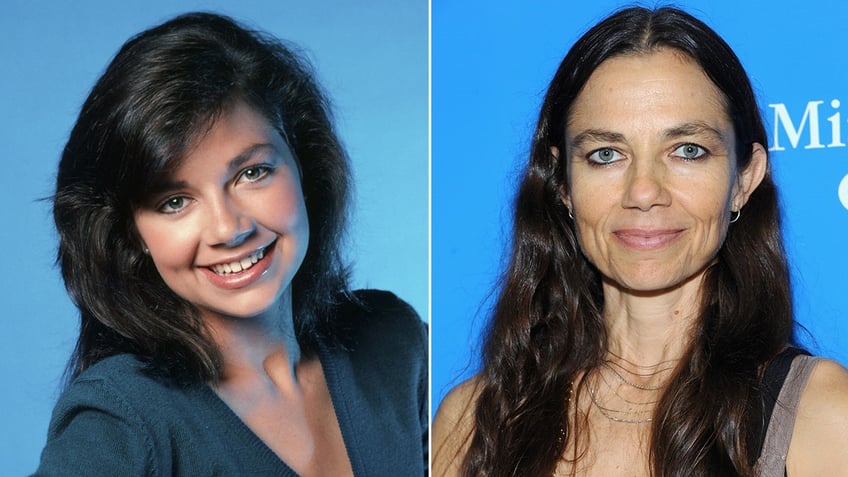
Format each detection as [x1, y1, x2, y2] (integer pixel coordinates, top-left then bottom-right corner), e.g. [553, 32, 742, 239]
[130, 215, 150, 255]
[732, 142, 768, 211]
[551, 146, 572, 210]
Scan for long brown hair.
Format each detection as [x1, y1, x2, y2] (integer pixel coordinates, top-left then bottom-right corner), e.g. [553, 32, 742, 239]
[54, 13, 352, 384]
[462, 6, 795, 476]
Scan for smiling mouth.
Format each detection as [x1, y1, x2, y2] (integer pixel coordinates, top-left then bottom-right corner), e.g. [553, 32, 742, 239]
[209, 240, 275, 276]
[613, 230, 684, 249]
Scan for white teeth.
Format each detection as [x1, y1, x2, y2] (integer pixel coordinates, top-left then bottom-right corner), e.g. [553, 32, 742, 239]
[210, 247, 267, 276]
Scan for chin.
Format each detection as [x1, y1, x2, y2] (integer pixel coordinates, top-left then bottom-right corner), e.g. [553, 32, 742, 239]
[203, 290, 287, 321]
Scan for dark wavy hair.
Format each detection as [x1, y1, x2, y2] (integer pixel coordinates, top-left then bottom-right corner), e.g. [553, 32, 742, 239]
[462, 6, 795, 476]
[53, 12, 351, 383]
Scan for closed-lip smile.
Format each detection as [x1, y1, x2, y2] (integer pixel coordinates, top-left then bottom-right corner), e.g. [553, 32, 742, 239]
[613, 229, 684, 250]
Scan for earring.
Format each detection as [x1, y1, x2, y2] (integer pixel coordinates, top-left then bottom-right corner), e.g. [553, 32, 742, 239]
[143, 246, 150, 254]
[730, 209, 741, 224]
[568, 208, 574, 221]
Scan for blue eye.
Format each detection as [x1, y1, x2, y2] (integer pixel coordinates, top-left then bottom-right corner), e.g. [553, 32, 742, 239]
[588, 148, 622, 165]
[158, 196, 188, 214]
[239, 165, 272, 183]
[673, 143, 707, 160]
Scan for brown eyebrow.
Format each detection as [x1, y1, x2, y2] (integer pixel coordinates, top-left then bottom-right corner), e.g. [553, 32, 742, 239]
[225, 143, 274, 173]
[568, 129, 626, 153]
[662, 121, 726, 142]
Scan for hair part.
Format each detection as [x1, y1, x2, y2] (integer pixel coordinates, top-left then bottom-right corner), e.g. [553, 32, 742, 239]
[463, 6, 795, 476]
[54, 12, 352, 384]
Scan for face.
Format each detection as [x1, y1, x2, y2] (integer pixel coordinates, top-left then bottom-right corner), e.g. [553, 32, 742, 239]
[559, 49, 765, 295]
[134, 101, 308, 321]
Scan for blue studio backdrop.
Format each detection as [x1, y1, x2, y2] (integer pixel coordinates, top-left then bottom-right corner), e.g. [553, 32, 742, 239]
[0, 1, 427, 474]
[433, 0, 848, 414]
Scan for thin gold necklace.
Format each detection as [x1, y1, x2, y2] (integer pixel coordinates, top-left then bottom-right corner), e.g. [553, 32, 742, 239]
[601, 361, 666, 391]
[597, 365, 661, 406]
[606, 349, 680, 368]
[605, 358, 676, 378]
[587, 372, 654, 424]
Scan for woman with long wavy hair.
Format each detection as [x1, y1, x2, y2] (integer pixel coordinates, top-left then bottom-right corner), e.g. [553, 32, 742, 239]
[433, 6, 848, 476]
[35, 13, 427, 476]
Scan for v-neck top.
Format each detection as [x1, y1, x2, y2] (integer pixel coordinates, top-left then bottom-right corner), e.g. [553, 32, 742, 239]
[32, 290, 428, 476]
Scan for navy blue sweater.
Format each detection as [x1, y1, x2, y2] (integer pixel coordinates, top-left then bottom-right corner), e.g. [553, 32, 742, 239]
[34, 290, 428, 476]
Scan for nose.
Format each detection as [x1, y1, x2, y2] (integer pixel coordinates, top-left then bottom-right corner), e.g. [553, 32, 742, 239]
[205, 196, 255, 247]
[621, 156, 671, 211]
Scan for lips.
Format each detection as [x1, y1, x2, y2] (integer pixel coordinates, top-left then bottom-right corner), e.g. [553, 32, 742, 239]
[201, 240, 277, 289]
[613, 229, 684, 250]
[210, 246, 267, 276]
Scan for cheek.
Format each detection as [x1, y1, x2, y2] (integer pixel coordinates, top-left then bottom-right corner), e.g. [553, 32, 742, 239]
[252, 181, 308, 233]
[264, 187, 310, 276]
[290, 197, 310, 261]
[681, 171, 735, 224]
[569, 181, 611, 238]
[693, 196, 732, 246]
[135, 216, 201, 272]
[280, 198, 310, 259]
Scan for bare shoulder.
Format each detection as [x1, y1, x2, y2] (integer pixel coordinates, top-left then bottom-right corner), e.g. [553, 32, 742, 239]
[432, 376, 483, 477]
[787, 358, 848, 477]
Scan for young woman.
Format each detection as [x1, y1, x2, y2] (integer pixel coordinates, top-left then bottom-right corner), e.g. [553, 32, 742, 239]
[36, 13, 427, 476]
[433, 6, 848, 477]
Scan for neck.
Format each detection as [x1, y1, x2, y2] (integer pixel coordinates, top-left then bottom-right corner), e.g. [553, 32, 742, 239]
[204, 288, 302, 393]
[601, 272, 705, 365]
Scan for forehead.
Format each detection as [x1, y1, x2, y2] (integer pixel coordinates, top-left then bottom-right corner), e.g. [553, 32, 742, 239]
[566, 49, 730, 136]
